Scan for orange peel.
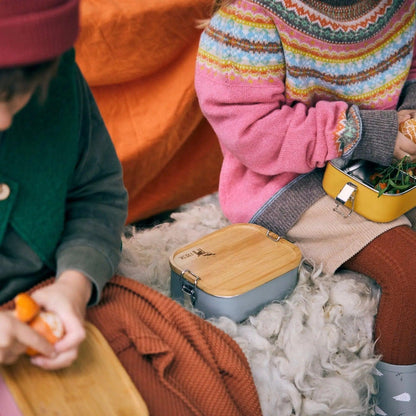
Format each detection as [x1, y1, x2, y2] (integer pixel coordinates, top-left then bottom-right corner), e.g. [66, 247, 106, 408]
[13, 292, 40, 323]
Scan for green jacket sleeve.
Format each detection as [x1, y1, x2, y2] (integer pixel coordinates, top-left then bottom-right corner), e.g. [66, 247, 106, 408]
[55, 65, 128, 305]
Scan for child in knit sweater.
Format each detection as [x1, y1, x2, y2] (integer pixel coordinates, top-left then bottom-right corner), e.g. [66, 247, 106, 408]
[195, 0, 416, 413]
[0, 0, 127, 370]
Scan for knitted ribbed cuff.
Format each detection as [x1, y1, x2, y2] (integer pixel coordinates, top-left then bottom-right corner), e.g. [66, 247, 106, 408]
[354, 109, 397, 166]
[250, 169, 326, 236]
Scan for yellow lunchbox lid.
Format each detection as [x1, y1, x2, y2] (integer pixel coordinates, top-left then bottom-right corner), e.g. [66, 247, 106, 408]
[169, 223, 302, 297]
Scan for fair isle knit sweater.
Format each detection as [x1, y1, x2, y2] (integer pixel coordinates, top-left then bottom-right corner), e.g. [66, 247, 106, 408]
[195, 0, 416, 235]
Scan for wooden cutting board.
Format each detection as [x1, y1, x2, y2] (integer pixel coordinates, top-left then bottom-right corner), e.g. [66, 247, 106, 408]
[0, 322, 148, 416]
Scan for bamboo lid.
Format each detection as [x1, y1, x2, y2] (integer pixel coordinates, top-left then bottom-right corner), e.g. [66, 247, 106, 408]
[169, 223, 302, 297]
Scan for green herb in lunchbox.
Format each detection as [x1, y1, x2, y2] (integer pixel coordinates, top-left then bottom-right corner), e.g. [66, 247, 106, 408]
[369, 156, 416, 196]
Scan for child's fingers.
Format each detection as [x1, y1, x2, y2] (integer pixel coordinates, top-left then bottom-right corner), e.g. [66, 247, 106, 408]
[15, 320, 56, 358]
[0, 312, 55, 364]
[31, 347, 78, 370]
[398, 113, 411, 124]
[52, 316, 86, 356]
[398, 109, 416, 121]
[30, 315, 86, 370]
[395, 132, 416, 161]
[0, 339, 25, 364]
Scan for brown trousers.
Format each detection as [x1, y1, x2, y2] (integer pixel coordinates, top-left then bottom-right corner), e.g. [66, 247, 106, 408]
[344, 225, 416, 365]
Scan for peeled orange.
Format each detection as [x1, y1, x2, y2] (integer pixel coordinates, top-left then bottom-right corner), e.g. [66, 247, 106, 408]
[399, 118, 416, 143]
[13, 293, 64, 356]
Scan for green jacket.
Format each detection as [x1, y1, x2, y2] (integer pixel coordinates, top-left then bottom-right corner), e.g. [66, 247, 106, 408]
[0, 50, 128, 304]
[0, 50, 79, 268]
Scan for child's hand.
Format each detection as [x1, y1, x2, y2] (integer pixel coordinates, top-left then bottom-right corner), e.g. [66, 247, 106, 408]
[394, 130, 416, 161]
[398, 109, 416, 124]
[0, 311, 56, 364]
[395, 110, 416, 161]
[29, 271, 92, 370]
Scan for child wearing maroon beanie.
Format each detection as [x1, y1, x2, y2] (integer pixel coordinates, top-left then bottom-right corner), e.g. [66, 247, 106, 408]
[0, 0, 127, 369]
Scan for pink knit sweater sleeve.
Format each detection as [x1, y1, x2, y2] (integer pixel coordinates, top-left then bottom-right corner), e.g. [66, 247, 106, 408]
[195, 1, 359, 178]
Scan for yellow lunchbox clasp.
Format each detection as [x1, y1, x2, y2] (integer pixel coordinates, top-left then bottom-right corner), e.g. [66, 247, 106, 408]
[333, 182, 358, 218]
[266, 230, 281, 242]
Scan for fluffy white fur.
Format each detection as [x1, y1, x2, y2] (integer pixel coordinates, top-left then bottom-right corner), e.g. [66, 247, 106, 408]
[119, 194, 380, 416]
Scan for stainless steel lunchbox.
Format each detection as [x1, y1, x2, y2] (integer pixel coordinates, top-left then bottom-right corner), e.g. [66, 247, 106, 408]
[169, 223, 302, 322]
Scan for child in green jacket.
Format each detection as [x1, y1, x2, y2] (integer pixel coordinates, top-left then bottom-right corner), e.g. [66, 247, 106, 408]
[0, 0, 127, 370]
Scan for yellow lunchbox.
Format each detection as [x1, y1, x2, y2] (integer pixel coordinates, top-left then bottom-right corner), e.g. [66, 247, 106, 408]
[322, 158, 416, 223]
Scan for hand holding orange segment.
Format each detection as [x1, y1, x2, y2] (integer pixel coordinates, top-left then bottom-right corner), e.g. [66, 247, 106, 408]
[13, 293, 64, 356]
[399, 118, 416, 143]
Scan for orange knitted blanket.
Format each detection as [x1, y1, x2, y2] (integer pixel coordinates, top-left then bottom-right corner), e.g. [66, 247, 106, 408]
[1, 276, 262, 416]
[75, 0, 223, 223]
[87, 276, 262, 416]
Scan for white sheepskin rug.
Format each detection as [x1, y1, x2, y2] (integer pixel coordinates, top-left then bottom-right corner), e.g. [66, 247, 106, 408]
[118, 194, 381, 416]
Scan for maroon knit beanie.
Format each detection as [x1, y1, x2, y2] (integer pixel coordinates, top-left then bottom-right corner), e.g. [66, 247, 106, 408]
[0, 0, 79, 68]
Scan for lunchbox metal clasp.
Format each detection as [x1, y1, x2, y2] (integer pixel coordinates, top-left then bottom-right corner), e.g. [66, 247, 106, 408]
[181, 269, 201, 307]
[333, 182, 358, 218]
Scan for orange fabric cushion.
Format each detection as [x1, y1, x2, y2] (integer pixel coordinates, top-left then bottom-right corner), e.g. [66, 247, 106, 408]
[75, 0, 222, 223]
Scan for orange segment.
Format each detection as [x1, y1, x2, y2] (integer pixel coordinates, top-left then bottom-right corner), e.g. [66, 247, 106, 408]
[399, 118, 416, 143]
[26, 312, 64, 356]
[14, 293, 40, 323]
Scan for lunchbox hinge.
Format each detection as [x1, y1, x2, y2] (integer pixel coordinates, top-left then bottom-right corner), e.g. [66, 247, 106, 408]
[333, 182, 357, 218]
[181, 269, 201, 307]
